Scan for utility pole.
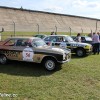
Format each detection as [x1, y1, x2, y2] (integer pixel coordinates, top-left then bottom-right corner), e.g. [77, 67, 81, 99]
[81, 28, 83, 35]
[69, 27, 71, 36]
[37, 24, 39, 34]
[13, 21, 15, 36]
[95, 20, 98, 33]
[55, 25, 57, 34]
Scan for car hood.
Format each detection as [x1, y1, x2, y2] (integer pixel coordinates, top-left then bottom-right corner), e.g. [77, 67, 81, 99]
[70, 42, 91, 46]
[35, 46, 70, 55]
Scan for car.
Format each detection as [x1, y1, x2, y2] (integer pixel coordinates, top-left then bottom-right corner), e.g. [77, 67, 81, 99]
[44, 35, 92, 57]
[34, 34, 47, 39]
[0, 37, 71, 71]
[71, 35, 93, 44]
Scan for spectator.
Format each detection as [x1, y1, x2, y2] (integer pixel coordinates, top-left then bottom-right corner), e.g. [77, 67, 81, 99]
[76, 33, 81, 42]
[92, 32, 100, 54]
[51, 31, 55, 35]
[97, 32, 100, 51]
[97, 32, 100, 40]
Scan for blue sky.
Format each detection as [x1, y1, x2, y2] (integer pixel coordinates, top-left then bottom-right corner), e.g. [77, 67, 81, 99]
[0, 0, 100, 19]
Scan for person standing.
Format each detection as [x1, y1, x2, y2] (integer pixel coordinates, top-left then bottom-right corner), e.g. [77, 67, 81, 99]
[92, 32, 100, 54]
[97, 32, 100, 51]
[76, 33, 81, 42]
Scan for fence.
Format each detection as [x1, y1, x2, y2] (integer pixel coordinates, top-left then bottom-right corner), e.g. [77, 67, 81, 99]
[0, 21, 100, 40]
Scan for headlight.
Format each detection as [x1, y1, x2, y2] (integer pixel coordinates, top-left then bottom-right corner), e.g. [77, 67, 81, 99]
[63, 53, 66, 60]
[84, 45, 90, 49]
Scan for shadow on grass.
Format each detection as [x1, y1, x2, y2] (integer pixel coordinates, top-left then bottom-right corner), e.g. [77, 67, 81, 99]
[71, 54, 90, 59]
[0, 61, 62, 77]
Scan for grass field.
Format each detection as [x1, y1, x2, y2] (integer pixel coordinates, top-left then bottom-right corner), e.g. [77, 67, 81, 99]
[1, 31, 85, 40]
[0, 54, 100, 100]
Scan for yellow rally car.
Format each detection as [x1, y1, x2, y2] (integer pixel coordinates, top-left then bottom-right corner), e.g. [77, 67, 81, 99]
[0, 37, 71, 71]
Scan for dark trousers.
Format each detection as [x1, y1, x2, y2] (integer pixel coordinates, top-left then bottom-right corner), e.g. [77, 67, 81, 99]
[93, 43, 100, 54]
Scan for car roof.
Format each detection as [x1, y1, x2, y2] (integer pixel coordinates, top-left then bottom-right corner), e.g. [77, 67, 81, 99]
[71, 35, 91, 37]
[34, 34, 47, 36]
[46, 35, 69, 37]
[81, 36, 91, 37]
[7, 37, 40, 40]
[35, 34, 46, 35]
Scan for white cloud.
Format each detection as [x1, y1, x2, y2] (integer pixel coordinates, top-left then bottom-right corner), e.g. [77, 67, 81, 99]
[0, 0, 100, 19]
[44, 6, 63, 13]
[73, 0, 100, 9]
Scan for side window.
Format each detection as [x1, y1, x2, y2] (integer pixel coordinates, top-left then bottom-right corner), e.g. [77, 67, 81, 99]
[4, 39, 16, 46]
[16, 39, 23, 46]
[16, 39, 32, 47]
[65, 38, 68, 42]
[52, 38, 57, 42]
[44, 37, 50, 41]
[56, 36, 64, 42]
[81, 37, 85, 42]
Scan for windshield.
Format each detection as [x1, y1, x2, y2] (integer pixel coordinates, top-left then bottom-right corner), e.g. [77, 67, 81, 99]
[35, 35, 45, 39]
[66, 36, 74, 42]
[85, 37, 92, 41]
[32, 39, 47, 47]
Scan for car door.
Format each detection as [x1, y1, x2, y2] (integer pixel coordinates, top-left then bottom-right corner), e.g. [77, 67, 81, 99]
[54, 36, 63, 46]
[64, 37, 71, 48]
[14, 39, 34, 62]
[52, 36, 65, 47]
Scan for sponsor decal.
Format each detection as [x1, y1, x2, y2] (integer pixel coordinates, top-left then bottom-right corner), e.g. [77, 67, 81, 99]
[0, 50, 20, 57]
[22, 47, 34, 61]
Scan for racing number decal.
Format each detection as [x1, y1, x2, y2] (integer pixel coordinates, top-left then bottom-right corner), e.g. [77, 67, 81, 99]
[26, 53, 30, 57]
[22, 47, 34, 61]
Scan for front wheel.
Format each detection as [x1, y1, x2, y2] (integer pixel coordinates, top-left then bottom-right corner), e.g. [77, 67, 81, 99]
[0, 55, 7, 64]
[42, 58, 57, 71]
[76, 49, 85, 57]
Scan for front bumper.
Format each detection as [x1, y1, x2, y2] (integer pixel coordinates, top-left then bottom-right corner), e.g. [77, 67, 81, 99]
[85, 46, 93, 55]
[57, 52, 71, 64]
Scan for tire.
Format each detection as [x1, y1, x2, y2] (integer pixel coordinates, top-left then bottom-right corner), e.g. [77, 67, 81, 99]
[43, 58, 57, 71]
[0, 55, 7, 64]
[76, 49, 85, 57]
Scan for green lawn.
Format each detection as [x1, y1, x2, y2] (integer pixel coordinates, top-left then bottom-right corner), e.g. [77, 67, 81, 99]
[1, 31, 85, 40]
[0, 54, 100, 100]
